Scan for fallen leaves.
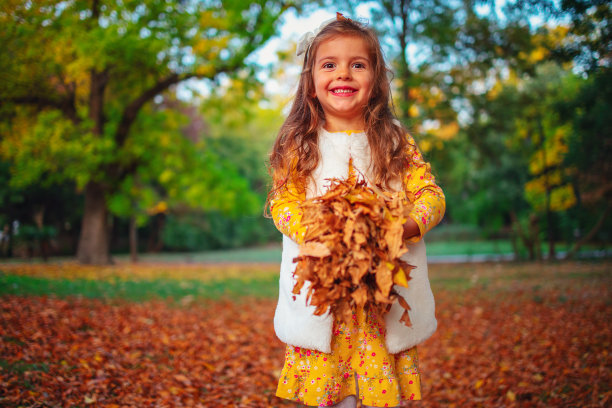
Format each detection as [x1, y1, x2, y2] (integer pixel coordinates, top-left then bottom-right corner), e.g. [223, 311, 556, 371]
[416, 281, 612, 408]
[0, 262, 276, 282]
[0, 261, 610, 407]
[0, 296, 291, 407]
[293, 178, 415, 325]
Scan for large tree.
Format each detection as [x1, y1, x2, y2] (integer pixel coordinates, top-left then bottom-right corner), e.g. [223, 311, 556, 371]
[0, 0, 292, 264]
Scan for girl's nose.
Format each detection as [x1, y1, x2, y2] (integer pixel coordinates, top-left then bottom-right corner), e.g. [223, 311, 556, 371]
[336, 65, 351, 79]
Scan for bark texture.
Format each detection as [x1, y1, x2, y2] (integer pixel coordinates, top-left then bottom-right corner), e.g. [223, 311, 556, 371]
[76, 182, 111, 265]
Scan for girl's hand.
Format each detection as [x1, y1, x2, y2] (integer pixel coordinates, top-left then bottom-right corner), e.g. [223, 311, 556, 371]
[402, 218, 421, 241]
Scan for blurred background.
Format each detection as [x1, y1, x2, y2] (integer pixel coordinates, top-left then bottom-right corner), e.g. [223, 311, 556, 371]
[1, 2, 610, 407]
[0, 0, 610, 265]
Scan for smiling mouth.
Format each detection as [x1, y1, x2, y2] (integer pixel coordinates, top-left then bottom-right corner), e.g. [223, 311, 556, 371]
[330, 87, 357, 95]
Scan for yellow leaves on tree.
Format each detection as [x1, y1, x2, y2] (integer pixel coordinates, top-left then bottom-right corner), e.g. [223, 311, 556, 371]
[525, 171, 577, 212]
[524, 125, 577, 212]
[292, 178, 416, 326]
[147, 201, 169, 215]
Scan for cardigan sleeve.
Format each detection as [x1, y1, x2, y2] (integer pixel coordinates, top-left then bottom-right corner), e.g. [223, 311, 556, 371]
[269, 177, 308, 244]
[404, 134, 446, 242]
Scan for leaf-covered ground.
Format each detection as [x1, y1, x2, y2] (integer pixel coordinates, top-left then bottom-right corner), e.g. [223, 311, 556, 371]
[1, 261, 610, 407]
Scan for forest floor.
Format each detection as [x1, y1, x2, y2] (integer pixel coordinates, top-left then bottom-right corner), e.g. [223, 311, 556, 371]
[1, 260, 610, 407]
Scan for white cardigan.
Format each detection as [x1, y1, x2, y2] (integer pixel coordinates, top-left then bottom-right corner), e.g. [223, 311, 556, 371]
[273, 129, 437, 354]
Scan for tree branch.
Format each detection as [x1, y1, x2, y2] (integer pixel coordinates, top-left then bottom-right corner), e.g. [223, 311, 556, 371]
[89, 68, 110, 136]
[112, 4, 290, 180]
[114, 54, 257, 150]
[565, 202, 611, 259]
[3, 95, 79, 123]
[114, 73, 182, 148]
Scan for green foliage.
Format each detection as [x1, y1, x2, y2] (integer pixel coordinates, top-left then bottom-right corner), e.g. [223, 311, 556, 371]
[0, 0, 291, 260]
[161, 213, 278, 251]
[437, 78, 531, 231]
[108, 101, 261, 226]
[0, 0, 287, 191]
[371, 0, 612, 251]
[15, 225, 58, 243]
[199, 78, 285, 192]
[555, 68, 612, 243]
[512, 64, 579, 213]
[0, 109, 111, 189]
[559, 69, 612, 203]
[154, 77, 287, 250]
[0, 156, 82, 257]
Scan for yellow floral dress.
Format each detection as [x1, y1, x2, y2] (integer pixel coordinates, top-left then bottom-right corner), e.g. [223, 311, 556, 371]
[270, 131, 445, 407]
[277, 307, 421, 407]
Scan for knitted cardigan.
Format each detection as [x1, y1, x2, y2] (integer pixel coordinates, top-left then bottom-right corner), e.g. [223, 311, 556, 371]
[273, 128, 438, 354]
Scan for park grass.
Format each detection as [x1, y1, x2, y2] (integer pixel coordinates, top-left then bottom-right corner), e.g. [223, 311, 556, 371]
[0, 272, 279, 301]
[1, 259, 609, 302]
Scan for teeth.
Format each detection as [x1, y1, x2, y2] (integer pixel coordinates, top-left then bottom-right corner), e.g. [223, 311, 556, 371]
[332, 89, 355, 94]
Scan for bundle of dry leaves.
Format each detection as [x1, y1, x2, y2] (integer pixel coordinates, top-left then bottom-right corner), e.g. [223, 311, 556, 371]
[292, 178, 415, 326]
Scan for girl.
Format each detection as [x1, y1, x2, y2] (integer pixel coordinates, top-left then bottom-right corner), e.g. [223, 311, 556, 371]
[268, 14, 445, 408]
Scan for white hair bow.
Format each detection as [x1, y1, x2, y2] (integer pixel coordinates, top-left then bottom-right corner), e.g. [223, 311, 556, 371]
[295, 15, 338, 58]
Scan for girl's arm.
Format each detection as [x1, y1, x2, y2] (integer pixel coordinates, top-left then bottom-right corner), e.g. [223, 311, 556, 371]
[403, 135, 446, 242]
[269, 178, 308, 244]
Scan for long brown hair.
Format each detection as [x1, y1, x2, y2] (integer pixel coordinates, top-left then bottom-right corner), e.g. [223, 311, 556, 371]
[268, 17, 413, 200]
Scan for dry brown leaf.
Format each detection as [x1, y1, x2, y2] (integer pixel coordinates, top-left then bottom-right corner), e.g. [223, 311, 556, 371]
[298, 242, 331, 258]
[397, 295, 413, 327]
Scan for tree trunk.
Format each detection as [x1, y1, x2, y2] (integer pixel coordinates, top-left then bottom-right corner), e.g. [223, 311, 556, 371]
[129, 215, 138, 263]
[510, 211, 534, 260]
[154, 214, 166, 253]
[147, 214, 166, 253]
[545, 187, 556, 259]
[537, 115, 555, 260]
[33, 206, 49, 262]
[529, 214, 542, 261]
[7, 222, 14, 258]
[77, 181, 111, 264]
[381, 0, 413, 123]
[509, 227, 520, 260]
[565, 203, 611, 259]
[510, 211, 541, 260]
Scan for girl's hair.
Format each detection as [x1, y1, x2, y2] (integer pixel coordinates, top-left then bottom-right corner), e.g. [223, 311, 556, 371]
[268, 16, 412, 199]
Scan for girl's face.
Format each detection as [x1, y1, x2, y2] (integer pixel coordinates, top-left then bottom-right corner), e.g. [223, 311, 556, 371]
[312, 35, 373, 131]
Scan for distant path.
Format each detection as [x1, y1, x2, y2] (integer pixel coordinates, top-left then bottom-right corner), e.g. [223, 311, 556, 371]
[2, 248, 610, 266]
[111, 248, 612, 265]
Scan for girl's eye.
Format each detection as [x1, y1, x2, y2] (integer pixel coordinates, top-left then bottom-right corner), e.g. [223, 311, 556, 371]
[352, 62, 366, 69]
[322, 62, 335, 69]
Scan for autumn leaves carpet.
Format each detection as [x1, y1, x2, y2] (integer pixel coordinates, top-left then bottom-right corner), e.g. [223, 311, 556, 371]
[1, 261, 610, 407]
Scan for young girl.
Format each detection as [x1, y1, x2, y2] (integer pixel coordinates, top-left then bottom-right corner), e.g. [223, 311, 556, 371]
[268, 14, 445, 408]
